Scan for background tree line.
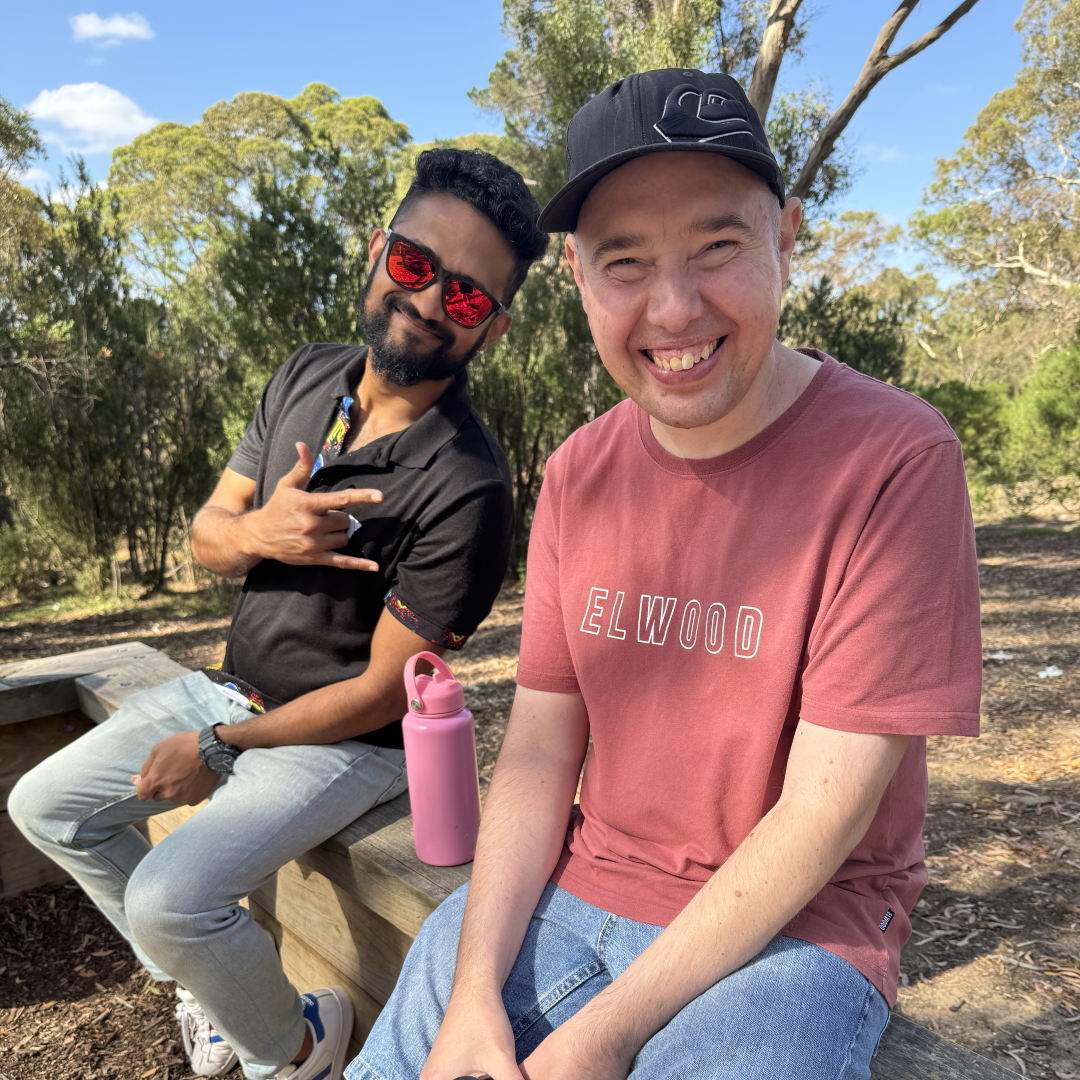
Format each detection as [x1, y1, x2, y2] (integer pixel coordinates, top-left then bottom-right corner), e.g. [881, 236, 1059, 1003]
[0, 0, 1076, 601]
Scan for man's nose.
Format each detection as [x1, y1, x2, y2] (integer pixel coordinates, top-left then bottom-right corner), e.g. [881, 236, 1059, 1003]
[410, 282, 446, 324]
[646, 269, 706, 334]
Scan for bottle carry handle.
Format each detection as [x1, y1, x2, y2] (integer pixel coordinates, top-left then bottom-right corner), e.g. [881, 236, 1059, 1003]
[404, 650, 456, 713]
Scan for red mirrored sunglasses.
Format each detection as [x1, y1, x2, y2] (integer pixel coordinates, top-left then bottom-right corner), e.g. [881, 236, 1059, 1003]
[383, 233, 503, 329]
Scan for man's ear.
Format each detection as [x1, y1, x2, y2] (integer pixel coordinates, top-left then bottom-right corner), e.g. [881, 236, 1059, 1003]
[565, 233, 584, 290]
[484, 310, 513, 348]
[778, 199, 803, 287]
[369, 228, 389, 268]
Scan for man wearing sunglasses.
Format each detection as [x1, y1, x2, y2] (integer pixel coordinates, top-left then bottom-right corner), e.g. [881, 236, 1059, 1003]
[350, 72, 982, 1080]
[10, 148, 548, 1080]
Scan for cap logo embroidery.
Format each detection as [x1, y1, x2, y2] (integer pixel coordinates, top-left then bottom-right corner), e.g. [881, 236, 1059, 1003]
[653, 83, 756, 147]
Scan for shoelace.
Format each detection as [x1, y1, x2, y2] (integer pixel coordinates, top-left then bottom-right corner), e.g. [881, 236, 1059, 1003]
[176, 997, 219, 1055]
[175, 999, 199, 1058]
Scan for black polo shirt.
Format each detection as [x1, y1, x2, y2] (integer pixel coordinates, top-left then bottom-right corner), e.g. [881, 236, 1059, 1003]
[220, 343, 513, 748]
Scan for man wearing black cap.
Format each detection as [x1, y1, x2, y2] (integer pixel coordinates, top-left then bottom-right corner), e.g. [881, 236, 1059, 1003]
[348, 71, 981, 1080]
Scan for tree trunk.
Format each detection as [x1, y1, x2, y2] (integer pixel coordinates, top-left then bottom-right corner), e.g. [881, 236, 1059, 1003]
[788, 0, 983, 203]
[747, 0, 805, 122]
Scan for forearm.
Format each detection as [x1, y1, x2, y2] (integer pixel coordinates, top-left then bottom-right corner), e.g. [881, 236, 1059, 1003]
[453, 690, 590, 995]
[192, 504, 264, 577]
[218, 674, 405, 750]
[563, 798, 868, 1063]
[546, 727, 912, 1070]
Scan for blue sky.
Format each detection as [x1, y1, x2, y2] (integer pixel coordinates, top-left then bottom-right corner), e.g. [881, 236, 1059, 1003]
[4, 0, 1024, 240]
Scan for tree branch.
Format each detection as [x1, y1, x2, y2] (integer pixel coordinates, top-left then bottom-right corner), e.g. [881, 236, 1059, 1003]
[788, 0, 983, 203]
[747, 0, 805, 122]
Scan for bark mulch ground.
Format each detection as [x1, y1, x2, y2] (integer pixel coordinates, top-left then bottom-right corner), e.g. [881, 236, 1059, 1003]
[1, 516, 1078, 1077]
[0, 883, 190, 1080]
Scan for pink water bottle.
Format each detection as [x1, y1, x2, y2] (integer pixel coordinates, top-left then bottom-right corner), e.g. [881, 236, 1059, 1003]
[402, 652, 481, 866]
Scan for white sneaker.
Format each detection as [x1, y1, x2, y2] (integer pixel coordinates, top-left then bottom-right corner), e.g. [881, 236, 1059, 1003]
[175, 986, 240, 1076]
[274, 986, 354, 1080]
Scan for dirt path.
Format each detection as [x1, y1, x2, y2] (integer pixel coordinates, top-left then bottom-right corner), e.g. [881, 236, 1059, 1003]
[1, 518, 1078, 1077]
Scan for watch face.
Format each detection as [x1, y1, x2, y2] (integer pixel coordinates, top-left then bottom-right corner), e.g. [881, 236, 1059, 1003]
[205, 746, 236, 774]
[199, 727, 239, 774]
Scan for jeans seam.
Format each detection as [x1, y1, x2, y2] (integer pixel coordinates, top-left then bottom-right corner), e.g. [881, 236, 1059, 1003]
[836, 982, 876, 1080]
[369, 750, 408, 806]
[509, 958, 606, 1040]
[595, 911, 618, 968]
[348, 1058, 390, 1080]
[68, 791, 156, 888]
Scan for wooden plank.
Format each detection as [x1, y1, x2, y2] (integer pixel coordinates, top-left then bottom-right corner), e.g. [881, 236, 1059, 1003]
[872, 1015, 1015, 1080]
[316, 793, 470, 938]
[76, 653, 193, 723]
[0, 710, 94, 807]
[249, 897, 383, 1059]
[0, 810, 69, 896]
[0, 642, 159, 725]
[252, 859, 415, 1006]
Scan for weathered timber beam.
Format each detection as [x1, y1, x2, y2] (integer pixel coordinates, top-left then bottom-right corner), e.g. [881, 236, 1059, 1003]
[0, 642, 160, 725]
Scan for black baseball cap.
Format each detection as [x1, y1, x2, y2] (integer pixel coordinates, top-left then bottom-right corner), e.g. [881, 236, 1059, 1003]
[538, 68, 785, 233]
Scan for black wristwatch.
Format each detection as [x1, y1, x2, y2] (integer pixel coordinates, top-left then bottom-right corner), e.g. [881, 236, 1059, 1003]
[198, 725, 242, 775]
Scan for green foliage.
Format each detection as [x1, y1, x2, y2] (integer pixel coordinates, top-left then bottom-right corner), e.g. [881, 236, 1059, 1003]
[0, 164, 242, 593]
[779, 276, 908, 384]
[1001, 345, 1080, 509]
[915, 381, 1011, 484]
[911, 0, 1080, 347]
[0, 94, 44, 178]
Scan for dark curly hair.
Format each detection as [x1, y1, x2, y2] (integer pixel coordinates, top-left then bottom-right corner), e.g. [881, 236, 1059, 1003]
[392, 148, 549, 305]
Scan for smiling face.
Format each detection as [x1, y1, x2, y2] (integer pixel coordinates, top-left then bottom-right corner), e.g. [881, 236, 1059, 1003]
[566, 152, 802, 432]
[362, 192, 515, 387]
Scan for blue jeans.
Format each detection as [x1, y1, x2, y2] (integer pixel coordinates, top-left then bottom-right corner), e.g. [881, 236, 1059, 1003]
[350, 881, 890, 1080]
[8, 670, 408, 1080]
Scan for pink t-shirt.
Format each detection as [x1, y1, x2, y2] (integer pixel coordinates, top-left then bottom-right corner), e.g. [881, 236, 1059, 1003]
[515, 355, 982, 1006]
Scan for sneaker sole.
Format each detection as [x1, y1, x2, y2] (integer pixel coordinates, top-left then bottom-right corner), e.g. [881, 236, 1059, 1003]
[325, 986, 354, 1080]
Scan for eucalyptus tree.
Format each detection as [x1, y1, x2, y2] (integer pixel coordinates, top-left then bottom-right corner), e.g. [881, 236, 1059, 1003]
[913, 0, 1080, 346]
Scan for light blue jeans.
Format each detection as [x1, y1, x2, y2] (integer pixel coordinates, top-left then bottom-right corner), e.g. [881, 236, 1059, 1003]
[8, 670, 408, 1080]
[350, 881, 890, 1080]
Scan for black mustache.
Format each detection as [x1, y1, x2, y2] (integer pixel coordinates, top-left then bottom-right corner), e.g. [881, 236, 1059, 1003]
[386, 295, 453, 344]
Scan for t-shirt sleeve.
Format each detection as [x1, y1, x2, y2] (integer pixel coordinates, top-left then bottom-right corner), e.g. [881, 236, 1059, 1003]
[384, 480, 513, 651]
[800, 437, 982, 736]
[227, 346, 306, 479]
[515, 459, 580, 694]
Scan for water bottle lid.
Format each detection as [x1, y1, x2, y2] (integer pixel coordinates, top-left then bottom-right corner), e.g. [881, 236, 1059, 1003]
[404, 651, 464, 717]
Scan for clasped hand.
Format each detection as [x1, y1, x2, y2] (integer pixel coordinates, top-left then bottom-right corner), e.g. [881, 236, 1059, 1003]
[420, 988, 631, 1080]
[133, 731, 220, 806]
[249, 442, 383, 572]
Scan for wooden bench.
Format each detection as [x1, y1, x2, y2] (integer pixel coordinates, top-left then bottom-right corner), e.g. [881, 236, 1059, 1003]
[0, 644, 1015, 1077]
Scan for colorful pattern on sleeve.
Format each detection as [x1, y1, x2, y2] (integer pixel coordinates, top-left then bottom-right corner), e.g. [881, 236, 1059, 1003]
[309, 395, 354, 478]
[385, 588, 470, 651]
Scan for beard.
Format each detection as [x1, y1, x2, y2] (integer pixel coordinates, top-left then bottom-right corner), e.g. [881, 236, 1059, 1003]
[360, 273, 488, 388]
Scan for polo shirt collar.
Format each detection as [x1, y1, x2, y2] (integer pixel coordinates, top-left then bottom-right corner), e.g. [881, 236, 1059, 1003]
[334, 346, 475, 471]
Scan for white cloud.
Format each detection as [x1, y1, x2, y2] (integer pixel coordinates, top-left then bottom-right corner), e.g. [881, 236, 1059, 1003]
[859, 143, 908, 164]
[16, 166, 51, 187]
[27, 83, 158, 153]
[70, 13, 154, 46]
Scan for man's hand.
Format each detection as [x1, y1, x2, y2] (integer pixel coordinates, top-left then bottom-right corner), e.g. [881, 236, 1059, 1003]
[243, 443, 383, 571]
[420, 986, 522, 1080]
[133, 731, 221, 806]
[521, 1021, 630, 1080]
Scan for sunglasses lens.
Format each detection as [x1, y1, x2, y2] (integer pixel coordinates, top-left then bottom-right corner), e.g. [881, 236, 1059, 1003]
[445, 279, 493, 328]
[388, 241, 434, 287]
